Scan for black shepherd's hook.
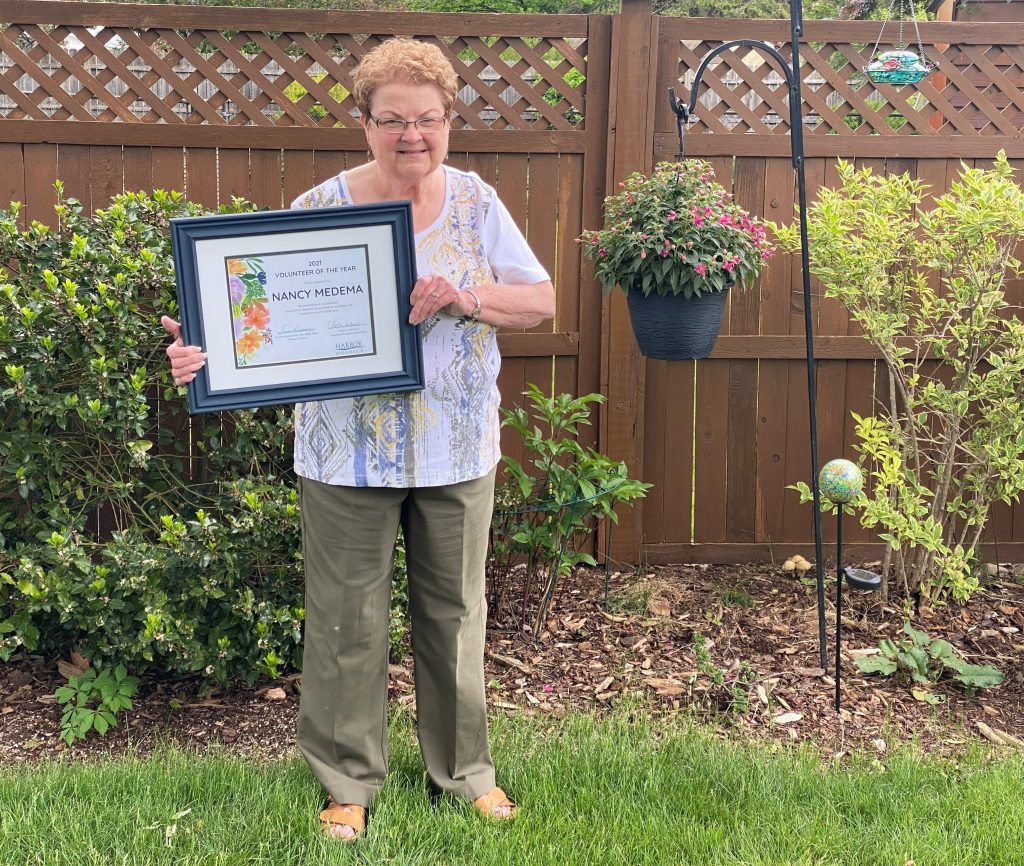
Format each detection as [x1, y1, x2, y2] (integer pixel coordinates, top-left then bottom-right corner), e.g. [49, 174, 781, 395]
[666, 17, 831, 673]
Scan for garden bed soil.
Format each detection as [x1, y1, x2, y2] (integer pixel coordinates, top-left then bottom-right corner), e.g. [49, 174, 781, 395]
[2, 563, 1022, 765]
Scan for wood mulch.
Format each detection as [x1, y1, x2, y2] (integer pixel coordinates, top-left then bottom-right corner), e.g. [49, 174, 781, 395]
[2, 563, 1022, 766]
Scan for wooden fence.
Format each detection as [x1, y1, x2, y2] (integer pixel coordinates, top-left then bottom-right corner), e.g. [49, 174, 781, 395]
[2, 0, 1023, 564]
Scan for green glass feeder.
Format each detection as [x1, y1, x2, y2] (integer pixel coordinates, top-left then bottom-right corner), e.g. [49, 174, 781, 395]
[866, 49, 932, 85]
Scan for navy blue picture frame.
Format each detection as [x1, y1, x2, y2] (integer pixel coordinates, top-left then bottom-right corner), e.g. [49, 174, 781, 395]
[171, 202, 422, 414]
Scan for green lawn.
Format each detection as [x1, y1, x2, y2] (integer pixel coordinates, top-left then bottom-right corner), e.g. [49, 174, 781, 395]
[1, 710, 1021, 866]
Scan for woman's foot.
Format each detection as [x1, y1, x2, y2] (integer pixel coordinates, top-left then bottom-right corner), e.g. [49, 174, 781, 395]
[319, 799, 366, 841]
[473, 787, 517, 820]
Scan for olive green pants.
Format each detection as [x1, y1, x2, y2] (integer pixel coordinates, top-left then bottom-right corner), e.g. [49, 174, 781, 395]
[296, 469, 497, 807]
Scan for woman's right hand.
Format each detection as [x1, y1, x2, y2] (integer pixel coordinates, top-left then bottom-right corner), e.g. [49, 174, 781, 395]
[161, 316, 207, 385]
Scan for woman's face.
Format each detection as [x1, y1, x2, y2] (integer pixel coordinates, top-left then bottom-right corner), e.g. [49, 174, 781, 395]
[362, 81, 450, 185]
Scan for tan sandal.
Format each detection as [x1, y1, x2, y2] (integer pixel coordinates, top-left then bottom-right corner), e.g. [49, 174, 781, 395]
[319, 798, 366, 841]
[473, 787, 518, 821]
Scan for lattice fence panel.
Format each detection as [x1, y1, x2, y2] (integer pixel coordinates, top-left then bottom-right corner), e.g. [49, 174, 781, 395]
[670, 31, 1024, 138]
[0, 24, 587, 129]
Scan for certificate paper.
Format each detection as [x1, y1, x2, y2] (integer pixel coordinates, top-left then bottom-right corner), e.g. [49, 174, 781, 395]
[171, 203, 422, 414]
[226, 246, 376, 368]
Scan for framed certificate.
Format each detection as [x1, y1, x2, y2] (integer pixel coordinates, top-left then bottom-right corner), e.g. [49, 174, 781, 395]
[170, 202, 423, 414]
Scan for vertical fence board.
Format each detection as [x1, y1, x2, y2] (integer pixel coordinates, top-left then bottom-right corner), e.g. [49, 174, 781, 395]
[781, 359, 812, 543]
[661, 360, 695, 544]
[218, 149, 250, 204]
[23, 144, 57, 225]
[90, 145, 122, 209]
[248, 149, 283, 209]
[761, 159, 795, 336]
[56, 144, 92, 208]
[557, 153, 583, 335]
[313, 151, 349, 185]
[642, 359, 668, 544]
[152, 147, 186, 195]
[0, 143, 24, 216]
[693, 360, 729, 543]
[123, 147, 153, 194]
[524, 154, 559, 302]
[185, 148, 218, 209]
[726, 359, 757, 543]
[755, 359, 789, 547]
[283, 150, 315, 205]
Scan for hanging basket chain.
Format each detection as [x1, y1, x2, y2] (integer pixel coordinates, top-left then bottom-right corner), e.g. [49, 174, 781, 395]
[865, 0, 934, 80]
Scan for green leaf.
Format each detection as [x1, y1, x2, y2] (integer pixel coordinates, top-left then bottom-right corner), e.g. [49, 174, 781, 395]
[953, 665, 1004, 689]
[855, 655, 898, 676]
[903, 622, 930, 648]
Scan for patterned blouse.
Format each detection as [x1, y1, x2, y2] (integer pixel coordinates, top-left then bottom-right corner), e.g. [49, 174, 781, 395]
[289, 165, 549, 488]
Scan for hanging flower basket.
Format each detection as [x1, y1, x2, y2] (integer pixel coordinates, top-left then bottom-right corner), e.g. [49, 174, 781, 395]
[577, 160, 774, 360]
[625, 281, 729, 360]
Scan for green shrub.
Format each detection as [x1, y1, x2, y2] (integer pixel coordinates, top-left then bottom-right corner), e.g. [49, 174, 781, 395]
[0, 186, 312, 682]
[777, 153, 1024, 604]
[56, 663, 139, 744]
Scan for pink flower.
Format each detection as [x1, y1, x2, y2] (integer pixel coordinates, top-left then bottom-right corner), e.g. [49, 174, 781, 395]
[661, 248, 669, 257]
[695, 263, 707, 275]
[667, 210, 677, 221]
[598, 248, 606, 257]
[723, 260, 735, 271]
[640, 250, 647, 259]
[693, 216, 704, 226]
[543, 684, 553, 693]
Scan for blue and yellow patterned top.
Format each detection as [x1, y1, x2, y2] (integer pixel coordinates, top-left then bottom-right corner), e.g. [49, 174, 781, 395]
[289, 165, 549, 487]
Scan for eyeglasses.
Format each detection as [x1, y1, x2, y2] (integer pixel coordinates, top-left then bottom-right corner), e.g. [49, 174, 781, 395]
[368, 115, 448, 134]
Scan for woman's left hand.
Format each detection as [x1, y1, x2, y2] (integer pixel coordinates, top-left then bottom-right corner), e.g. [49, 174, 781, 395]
[409, 274, 469, 325]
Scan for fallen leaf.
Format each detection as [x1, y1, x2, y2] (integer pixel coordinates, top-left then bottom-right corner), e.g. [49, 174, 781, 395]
[261, 687, 287, 702]
[847, 647, 879, 658]
[57, 657, 89, 680]
[524, 692, 540, 706]
[793, 666, 825, 677]
[594, 676, 614, 694]
[773, 712, 803, 725]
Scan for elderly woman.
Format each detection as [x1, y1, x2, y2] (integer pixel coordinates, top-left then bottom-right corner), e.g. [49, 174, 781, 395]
[161, 37, 554, 840]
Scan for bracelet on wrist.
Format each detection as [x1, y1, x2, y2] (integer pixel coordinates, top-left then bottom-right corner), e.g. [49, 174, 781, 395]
[461, 288, 482, 322]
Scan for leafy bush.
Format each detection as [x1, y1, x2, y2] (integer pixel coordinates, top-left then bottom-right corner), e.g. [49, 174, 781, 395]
[0, 186, 310, 682]
[489, 385, 650, 634]
[777, 153, 1024, 604]
[56, 664, 139, 744]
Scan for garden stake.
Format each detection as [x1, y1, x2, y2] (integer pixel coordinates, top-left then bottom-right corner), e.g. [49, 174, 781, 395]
[669, 0, 830, 669]
[818, 459, 880, 712]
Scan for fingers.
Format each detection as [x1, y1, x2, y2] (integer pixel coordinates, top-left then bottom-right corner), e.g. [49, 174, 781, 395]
[160, 315, 182, 342]
[161, 314, 206, 384]
[408, 274, 460, 325]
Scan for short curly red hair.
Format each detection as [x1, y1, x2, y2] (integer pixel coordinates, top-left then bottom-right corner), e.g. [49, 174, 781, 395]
[353, 38, 458, 117]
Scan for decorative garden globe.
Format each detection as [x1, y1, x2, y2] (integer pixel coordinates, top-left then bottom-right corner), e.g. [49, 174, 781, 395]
[818, 459, 864, 505]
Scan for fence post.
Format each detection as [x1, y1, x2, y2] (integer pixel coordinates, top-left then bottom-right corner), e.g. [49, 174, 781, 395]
[600, 0, 658, 564]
